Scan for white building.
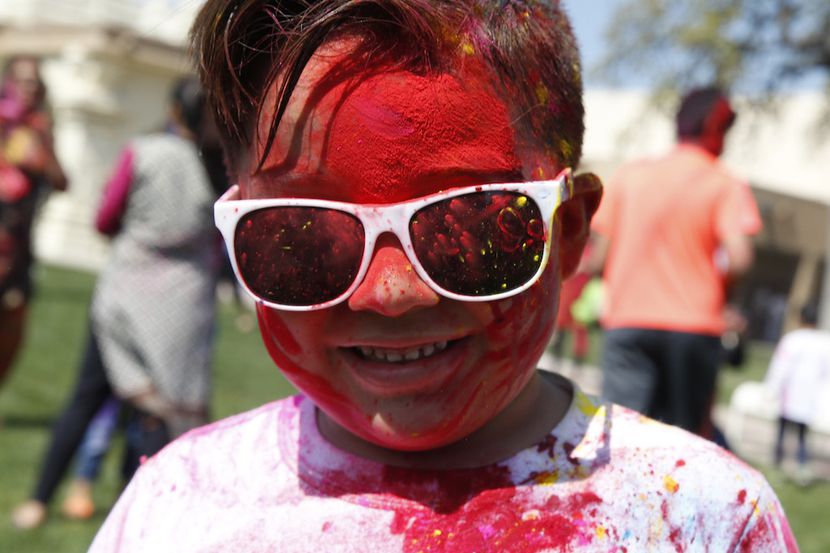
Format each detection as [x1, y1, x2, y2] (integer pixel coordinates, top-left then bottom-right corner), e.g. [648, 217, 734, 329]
[0, 0, 199, 269]
[2, 0, 829, 335]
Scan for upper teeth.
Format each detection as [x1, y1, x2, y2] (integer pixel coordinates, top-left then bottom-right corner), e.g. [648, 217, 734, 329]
[358, 341, 448, 363]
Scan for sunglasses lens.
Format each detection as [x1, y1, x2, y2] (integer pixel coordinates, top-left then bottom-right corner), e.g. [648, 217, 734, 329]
[234, 207, 365, 306]
[410, 192, 546, 296]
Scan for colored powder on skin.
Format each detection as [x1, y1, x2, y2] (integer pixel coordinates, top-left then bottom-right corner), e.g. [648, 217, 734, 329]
[257, 305, 302, 356]
[737, 489, 747, 504]
[256, 306, 350, 415]
[322, 63, 521, 204]
[248, 47, 563, 456]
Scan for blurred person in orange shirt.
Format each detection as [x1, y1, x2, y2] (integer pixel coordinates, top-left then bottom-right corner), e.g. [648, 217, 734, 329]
[588, 87, 761, 435]
[0, 55, 67, 387]
[551, 243, 594, 366]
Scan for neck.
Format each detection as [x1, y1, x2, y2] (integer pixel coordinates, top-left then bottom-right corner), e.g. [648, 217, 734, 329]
[678, 137, 721, 157]
[317, 370, 574, 470]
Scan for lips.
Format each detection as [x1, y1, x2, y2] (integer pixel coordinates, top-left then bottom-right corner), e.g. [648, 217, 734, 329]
[337, 337, 469, 397]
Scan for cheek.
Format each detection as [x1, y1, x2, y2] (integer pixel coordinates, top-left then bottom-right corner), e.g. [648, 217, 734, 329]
[256, 305, 346, 406]
[482, 261, 559, 380]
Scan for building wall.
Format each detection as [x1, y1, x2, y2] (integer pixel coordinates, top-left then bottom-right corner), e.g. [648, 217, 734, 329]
[1, 0, 196, 269]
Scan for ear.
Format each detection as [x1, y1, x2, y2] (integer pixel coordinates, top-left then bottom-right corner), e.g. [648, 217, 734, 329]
[555, 172, 603, 279]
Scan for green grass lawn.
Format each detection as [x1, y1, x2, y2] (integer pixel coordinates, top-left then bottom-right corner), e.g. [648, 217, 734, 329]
[0, 265, 827, 551]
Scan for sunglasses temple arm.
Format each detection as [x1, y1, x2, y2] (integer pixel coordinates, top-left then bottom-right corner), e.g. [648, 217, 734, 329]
[219, 184, 241, 202]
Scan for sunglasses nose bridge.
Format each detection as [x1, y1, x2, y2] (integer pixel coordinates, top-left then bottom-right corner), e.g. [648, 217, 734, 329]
[359, 203, 410, 246]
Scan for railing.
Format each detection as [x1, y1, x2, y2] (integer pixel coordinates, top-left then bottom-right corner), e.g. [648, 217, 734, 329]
[0, 0, 202, 45]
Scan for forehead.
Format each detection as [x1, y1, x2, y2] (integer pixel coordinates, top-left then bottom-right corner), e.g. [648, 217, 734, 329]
[246, 43, 527, 203]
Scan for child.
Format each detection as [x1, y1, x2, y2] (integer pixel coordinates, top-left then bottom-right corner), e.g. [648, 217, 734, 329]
[91, 1, 797, 550]
[766, 303, 830, 486]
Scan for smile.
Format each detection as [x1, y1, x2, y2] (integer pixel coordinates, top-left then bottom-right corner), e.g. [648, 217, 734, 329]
[355, 341, 449, 363]
[337, 337, 470, 397]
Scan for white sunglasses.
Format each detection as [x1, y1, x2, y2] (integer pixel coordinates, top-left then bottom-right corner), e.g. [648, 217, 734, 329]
[214, 167, 574, 311]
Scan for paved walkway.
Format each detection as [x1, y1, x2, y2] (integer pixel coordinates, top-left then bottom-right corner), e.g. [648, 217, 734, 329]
[538, 352, 830, 483]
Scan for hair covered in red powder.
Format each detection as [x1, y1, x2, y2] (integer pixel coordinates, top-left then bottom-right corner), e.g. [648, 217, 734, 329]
[192, 0, 585, 175]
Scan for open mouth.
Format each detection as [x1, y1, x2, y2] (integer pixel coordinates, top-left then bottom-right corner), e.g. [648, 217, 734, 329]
[351, 340, 454, 363]
[340, 338, 470, 396]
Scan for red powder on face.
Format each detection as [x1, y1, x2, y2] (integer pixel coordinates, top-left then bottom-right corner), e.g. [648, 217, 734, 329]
[257, 306, 348, 413]
[736, 489, 747, 504]
[252, 48, 522, 203]
[248, 45, 563, 454]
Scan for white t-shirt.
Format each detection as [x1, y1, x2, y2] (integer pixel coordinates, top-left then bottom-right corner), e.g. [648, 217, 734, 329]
[766, 327, 830, 424]
[90, 377, 797, 552]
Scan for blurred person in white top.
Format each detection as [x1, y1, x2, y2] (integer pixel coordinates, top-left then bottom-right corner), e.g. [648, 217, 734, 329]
[765, 302, 830, 484]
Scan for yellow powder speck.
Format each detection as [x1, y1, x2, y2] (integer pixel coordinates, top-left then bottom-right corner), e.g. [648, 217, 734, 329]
[433, 529, 442, 537]
[522, 509, 541, 521]
[462, 42, 475, 55]
[535, 470, 559, 485]
[664, 475, 680, 494]
[535, 83, 549, 104]
[515, 196, 528, 208]
[596, 525, 607, 539]
[574, 391, 600, 417]
[559, 139, 573, 160]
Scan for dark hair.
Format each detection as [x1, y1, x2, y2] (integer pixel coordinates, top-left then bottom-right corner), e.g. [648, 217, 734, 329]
[190, 0, 584, 175]
[800, 302, 819, 326]
[171, 75, 206, 135]
[676, 86, 735, 139]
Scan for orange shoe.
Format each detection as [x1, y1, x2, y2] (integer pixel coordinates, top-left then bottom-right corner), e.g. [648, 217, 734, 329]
[61, 479, 95, 520]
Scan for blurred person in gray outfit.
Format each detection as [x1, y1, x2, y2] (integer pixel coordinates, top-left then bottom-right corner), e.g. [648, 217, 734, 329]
[12, 76, 221, 529]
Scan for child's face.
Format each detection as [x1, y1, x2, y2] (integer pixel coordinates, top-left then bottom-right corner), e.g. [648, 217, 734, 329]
[240, 43, 565, 451]
[6, 59, 40, 111]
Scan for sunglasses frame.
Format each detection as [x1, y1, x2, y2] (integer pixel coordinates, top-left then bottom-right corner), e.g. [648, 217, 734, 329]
[214, 168, 574, 311]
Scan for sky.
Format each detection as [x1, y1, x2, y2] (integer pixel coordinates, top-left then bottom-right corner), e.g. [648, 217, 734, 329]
[562, 0, 619, 86]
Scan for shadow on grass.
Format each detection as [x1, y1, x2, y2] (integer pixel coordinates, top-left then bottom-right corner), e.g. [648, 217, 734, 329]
[1, 414, 56, 429]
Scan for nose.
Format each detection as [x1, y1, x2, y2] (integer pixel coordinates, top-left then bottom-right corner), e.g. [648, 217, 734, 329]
[347, 234, 439, 317]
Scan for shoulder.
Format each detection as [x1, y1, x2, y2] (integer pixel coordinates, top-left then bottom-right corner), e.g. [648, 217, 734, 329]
[780, 328, 830, 350]
[608, 157, 655, 185]
[597, 403, 774, 513]
[90, 396, 306, 552]
[607, 403, 757, 474]
[124, 396, 303, 496]
[599, 405, 794, 549]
